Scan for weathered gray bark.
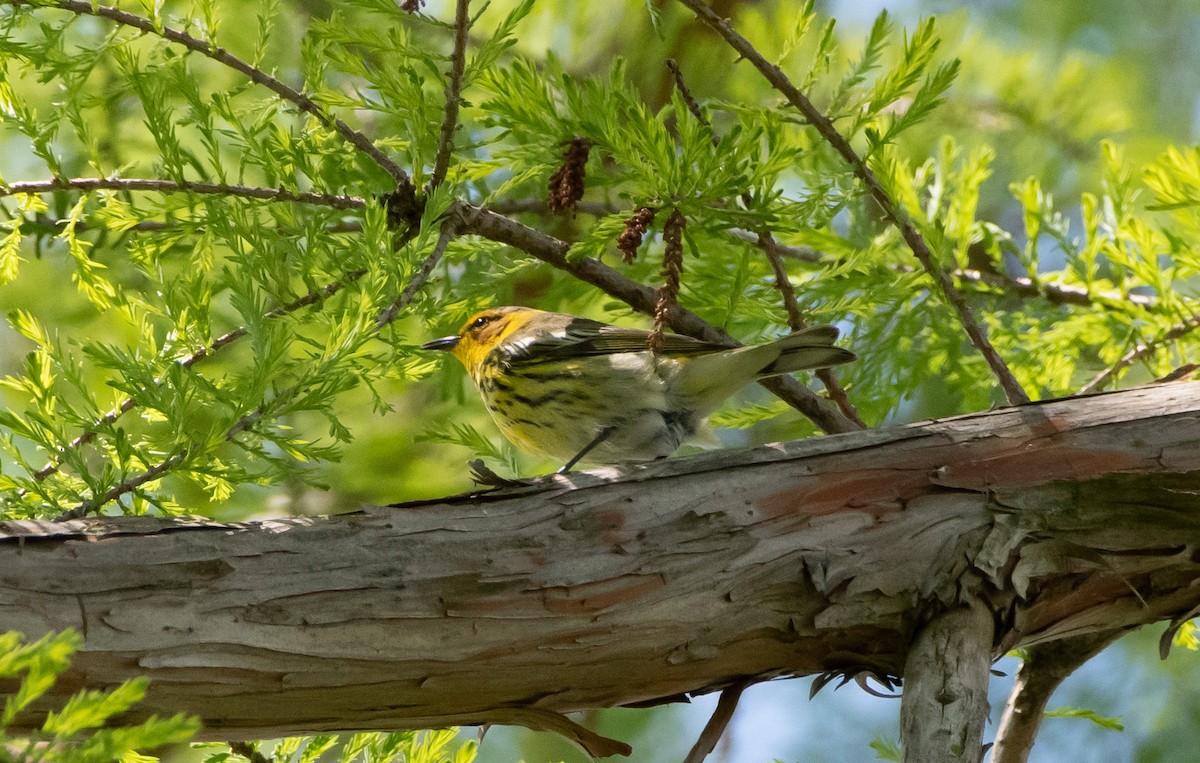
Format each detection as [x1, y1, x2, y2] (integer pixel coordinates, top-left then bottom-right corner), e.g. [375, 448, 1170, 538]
[4, 382, 1200, 757]
[900, 602, 992, 763]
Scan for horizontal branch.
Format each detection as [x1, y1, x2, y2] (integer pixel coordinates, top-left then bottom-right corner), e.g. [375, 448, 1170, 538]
[5, 381, 1200, 742]
[1, 177, 365, 209]
[954, 269, 1158, 311]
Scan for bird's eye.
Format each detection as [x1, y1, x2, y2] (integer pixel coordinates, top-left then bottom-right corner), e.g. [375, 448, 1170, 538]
[471, 315, 493, 329]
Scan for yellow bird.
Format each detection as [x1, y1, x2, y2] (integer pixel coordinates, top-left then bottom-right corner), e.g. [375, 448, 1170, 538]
[422, 306, 854, 470]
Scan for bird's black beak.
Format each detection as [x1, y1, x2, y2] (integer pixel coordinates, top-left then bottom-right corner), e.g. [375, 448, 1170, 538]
[421, 335, 461, 351]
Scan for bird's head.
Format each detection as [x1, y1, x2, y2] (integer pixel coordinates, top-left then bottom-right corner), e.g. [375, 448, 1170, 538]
[421, 306, 543, 377]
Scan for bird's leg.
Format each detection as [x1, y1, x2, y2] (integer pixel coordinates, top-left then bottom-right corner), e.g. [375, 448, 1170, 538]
[467, 459, 529, 489]
[558, 426, 617, 474]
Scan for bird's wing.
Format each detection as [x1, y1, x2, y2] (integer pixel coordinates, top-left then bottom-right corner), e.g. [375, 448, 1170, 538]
[506, 317, 727, 364]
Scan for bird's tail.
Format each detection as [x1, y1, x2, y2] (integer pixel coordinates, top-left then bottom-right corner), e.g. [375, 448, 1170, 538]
[757, 326, 856, 376]
[672, 325, 854, 414]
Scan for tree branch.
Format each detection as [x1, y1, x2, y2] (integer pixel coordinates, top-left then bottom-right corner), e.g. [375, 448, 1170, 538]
[429, 0, 472, 190]
[682, 683, 747, 763]
[666, 57, 864, 428]
[6, 0, 409, 185]
[57, 449, 189, 520]
[759, 231, 865, 427]
[0, 177, 364, 209]
[228, 741, 276, 763]
[899, 601, 992, 763]
[375, 221, 456, 328]
[953, 269, 1158, 312]
[1078, 314, 1200, 393]
[6, 381, 1200, 743]
[675, 0, 1030, 405]
[990, 630, 1125, 763]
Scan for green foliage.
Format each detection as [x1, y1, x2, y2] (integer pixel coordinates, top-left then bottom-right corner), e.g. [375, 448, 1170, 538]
[869, 736, 902, 761]
[0, 629, 199, 762]
[1171, 619, 1200, 651]
[0, 0, 1193, 511]
[0, 0, 1198, 760]
[202, 730, 476, 763]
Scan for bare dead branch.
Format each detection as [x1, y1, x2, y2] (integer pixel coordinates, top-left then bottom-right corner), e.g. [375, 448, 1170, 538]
[682, 683, 747, 763]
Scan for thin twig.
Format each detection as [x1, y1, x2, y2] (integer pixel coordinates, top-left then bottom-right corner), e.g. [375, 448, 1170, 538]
[759, 231, 865, 427]
[485, 204, 1169, 317]
[1, 177, 365, 208]
[1155, 362, 1200, 384]
[452, 202, 859, 434]
[429, 0, 471, 190]
[7, 0, 409, 185]
[22, 216, 173, 235]
[375, 221, 457, 328]
[1078, 314, 1200, 394]
[676, 0, 1030, 405]
[20, 216, 366, 237]
[57, 449, 188, 520]
[666, 58, 711, 130]
[727, 228, 824, 263]
[682, 683, 748, 763]
[954, 268, 1158, 311]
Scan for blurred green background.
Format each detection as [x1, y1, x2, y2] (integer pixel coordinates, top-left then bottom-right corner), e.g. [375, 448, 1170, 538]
[3, 0, 1200, 760]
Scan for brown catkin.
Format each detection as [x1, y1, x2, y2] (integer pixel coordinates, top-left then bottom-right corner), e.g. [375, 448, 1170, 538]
[649, 208, 686, 353]
[547, 138, 591, 214]
[617, 206, 657, 263]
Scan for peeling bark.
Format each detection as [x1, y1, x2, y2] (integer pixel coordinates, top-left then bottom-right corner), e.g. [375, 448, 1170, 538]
[3, 383, 1200, 748]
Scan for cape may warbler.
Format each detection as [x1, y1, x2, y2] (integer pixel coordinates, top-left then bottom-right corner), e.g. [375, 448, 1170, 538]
[422, 306, 854, 469]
